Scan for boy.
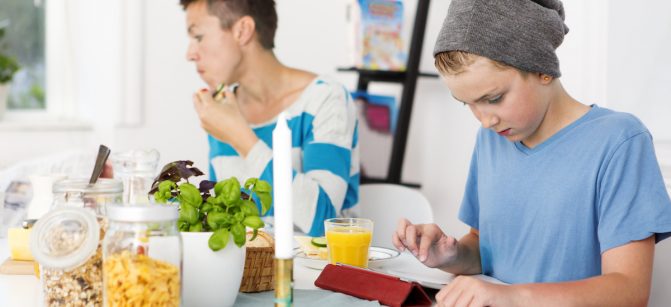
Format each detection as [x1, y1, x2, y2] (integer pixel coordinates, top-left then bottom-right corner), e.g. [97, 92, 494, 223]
[393, 0, 671, 305]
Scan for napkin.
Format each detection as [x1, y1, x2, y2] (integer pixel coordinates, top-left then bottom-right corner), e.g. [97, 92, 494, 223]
[315, 264, 431, 307]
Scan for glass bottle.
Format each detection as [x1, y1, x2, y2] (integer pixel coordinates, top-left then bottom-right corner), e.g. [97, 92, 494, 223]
[111, 149, 160, 204]
[102, 204, 182, 307]
[30, 178, 122, 307]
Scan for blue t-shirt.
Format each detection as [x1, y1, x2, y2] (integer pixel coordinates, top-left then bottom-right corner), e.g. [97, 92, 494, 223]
[459, 105, 671, 284]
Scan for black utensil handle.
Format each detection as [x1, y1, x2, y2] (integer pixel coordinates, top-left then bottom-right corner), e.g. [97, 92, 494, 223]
[89, 144, 111, 184]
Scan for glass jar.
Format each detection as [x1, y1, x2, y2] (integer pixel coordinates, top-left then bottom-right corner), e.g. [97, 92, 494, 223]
[52, 178, 123, 215]
[111, 149, 160, 204]
[30, 207, 103, 306]
[102, 204, 182, 307]
[30, 178, 122, 307]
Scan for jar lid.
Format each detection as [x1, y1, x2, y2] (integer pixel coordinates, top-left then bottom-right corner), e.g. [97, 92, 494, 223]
[107, 204, 178, 222]
[53, 178, 123, 194]
[30, 207, 100, 270]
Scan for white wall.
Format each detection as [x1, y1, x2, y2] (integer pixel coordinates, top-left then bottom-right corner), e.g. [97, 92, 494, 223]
[1, 0, 670, 305]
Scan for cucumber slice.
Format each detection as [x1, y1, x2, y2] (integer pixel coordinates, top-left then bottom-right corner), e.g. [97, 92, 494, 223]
[311, 237, 327, 248]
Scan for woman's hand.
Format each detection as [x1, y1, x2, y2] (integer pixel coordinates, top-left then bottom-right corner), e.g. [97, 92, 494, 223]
[101, 161, 114, 178]
[436, 276, 516, 307]
[392, 218, 459, 268]
[193, 88, 258, 156]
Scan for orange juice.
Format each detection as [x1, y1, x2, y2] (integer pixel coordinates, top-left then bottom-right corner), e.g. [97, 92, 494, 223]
[326, 226, 372, 268]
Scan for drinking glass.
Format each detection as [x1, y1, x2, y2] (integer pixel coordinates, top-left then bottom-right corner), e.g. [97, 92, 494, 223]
[111, 149, 160, 203]
[324, 218, 373, 268]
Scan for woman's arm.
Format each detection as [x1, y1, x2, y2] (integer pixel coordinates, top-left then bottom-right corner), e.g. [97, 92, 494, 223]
[212, 81, 357, 236]
[194, 88, 259, 157]
[277, 84, 357, 236]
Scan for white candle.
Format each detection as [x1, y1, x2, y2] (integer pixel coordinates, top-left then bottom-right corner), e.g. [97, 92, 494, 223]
[273, 112, 293, 259]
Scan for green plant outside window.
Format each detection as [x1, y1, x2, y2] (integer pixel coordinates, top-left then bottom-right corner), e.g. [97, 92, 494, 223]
[0, 0, 46, 110]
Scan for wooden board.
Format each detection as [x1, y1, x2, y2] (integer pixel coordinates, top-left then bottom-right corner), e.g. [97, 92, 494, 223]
[0, 258, 36, 275]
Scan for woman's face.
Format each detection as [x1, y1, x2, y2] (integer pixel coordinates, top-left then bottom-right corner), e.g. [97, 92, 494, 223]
[185, 1, 241, 89]
[444, 56, 551, 146]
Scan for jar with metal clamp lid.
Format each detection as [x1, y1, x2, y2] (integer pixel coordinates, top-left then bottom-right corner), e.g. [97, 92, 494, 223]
[30, 178, 122, 306]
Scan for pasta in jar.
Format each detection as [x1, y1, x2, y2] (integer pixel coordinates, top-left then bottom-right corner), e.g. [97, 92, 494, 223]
[104, 251, 180, 306]
[102, 205, 182, 307]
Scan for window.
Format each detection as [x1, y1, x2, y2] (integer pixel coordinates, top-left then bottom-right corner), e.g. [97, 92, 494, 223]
[0, 0, 144, 125]
[0, 0, 46, 111]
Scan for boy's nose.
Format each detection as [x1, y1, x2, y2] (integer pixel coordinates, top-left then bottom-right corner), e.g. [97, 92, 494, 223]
[481, 114, 499, 129]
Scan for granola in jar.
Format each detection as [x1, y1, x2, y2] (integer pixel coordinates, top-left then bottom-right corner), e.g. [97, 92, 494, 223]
[31, 208, 106, 307]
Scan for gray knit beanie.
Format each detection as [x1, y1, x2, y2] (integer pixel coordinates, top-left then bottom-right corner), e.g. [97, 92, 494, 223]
[433, 0, 569, 77]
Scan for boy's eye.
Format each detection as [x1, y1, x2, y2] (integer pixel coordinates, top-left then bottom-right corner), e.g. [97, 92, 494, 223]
[194, 35, 203, 42]
[487, 95, 502, 104]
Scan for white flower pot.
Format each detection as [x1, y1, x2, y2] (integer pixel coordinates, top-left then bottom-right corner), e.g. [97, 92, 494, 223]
[0, 83, 9, 119]
[181, 232, 246, 307]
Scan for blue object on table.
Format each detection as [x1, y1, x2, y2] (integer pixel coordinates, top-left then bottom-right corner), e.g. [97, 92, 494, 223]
[235, 289, 381, 306]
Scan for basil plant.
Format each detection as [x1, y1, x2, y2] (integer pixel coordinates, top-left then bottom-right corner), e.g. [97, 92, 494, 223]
[149, 161, 271, 251]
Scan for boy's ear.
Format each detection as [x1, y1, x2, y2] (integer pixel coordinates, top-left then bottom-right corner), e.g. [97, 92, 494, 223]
[233, 16, 256, 46]
[539, 73, 553, 84]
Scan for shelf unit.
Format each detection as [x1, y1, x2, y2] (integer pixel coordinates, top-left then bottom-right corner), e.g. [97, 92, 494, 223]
[339, 0, 437, 188]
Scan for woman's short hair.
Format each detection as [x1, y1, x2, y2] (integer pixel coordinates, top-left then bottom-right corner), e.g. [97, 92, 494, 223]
[181, 0, 278, 49]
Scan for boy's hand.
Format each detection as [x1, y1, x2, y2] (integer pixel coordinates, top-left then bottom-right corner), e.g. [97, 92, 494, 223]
[436, 276, 516, 307]
[392, 218, 459, 268]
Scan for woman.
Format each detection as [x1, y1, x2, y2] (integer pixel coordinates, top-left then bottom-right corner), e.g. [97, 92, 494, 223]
[182, 0, 359, 236]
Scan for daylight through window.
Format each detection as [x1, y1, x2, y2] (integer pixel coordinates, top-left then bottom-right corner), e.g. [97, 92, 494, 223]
[0, 0, 46, 110]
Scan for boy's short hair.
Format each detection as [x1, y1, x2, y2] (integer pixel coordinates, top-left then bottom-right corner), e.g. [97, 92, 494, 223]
[180, 0, 278, 49]
[435, 51, 528, 77]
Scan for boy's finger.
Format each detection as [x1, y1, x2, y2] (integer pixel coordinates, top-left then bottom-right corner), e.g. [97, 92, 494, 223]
[405, 224, 419, 255]
[418, 229, 434, 262]
[392, 232, 405, 252]
[395, 218, 410, 243]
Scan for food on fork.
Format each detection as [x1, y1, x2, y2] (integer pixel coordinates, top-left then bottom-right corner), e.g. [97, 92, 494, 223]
[212, 83, 226, 101]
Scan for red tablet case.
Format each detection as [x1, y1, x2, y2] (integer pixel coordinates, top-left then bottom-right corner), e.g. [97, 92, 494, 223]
[314, 264, 432, 307]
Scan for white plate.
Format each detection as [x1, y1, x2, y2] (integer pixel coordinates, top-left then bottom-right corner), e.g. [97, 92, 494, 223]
[293, 246, 400, 270]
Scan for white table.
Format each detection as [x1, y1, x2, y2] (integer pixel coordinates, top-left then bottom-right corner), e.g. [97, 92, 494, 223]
[0, 238, 43, 307]
[2, 237, 482, 307]
[0, 238, 337, 307]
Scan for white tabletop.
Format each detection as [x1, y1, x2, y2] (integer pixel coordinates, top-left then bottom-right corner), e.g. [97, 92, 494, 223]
[0, 238, 43, 307]
[2, 237, 487, 307]
[0, 238, 324, 307]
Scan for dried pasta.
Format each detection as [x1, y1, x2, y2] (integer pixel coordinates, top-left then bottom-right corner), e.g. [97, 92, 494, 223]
[103, 251, 180, 307]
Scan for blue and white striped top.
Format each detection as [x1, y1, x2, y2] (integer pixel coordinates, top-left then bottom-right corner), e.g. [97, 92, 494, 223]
[208, 76, 360, 236]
